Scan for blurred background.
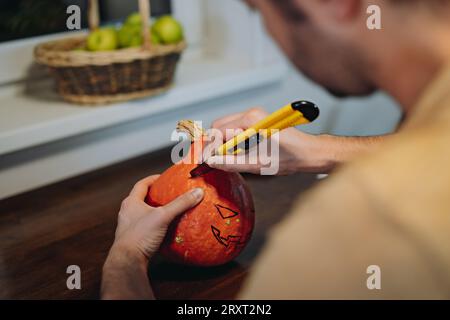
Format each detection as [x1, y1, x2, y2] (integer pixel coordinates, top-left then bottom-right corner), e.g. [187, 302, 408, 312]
[0, 0, 171, 42]
[0, 0, 402, 200]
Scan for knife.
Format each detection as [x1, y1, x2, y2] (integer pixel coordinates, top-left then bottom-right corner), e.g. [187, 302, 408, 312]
[190, 100, 320, 178]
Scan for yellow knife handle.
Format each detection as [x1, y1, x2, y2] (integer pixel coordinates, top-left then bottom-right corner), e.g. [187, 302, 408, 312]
[265, 112, 309, 137]
[217, 128, 257, 155]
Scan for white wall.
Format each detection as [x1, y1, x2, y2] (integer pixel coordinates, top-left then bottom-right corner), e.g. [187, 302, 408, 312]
[331, 93, 402, 136]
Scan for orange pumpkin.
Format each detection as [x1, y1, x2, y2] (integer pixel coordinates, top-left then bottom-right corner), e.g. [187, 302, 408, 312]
[147, 121, 255, 266]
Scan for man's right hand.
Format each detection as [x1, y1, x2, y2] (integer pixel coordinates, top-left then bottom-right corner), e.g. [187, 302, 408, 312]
[207, 107, 387, 176]
[207, 107, 335, 175]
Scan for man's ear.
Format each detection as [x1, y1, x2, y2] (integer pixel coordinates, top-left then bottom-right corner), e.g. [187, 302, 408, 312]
[319, 0, 361, 22]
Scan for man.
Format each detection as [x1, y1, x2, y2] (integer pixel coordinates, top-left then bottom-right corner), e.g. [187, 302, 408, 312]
[102, 0, 450, 299]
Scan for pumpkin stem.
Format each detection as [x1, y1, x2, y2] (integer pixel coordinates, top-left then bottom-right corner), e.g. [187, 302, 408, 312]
[177, 120, 206, 142]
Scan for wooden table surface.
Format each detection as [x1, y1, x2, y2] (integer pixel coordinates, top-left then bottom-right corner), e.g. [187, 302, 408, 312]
[0, 148, 318, 299]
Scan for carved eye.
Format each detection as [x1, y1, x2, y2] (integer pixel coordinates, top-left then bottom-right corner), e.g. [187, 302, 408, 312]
[214, 204, 239, 219]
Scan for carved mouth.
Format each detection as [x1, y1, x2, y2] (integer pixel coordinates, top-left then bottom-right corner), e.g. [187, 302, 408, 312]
[211, 225, 244, 248]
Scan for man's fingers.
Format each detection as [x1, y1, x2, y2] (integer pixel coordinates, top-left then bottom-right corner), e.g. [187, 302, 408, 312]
[210, 125, 244, 143]
[161, 188, 204, 223]
[212, 108, 267, 131]
[212, 108, 268, 141]
[211, 112, 245, 129]
[129, 175, 160, 199]
[221, 128, 244, 142]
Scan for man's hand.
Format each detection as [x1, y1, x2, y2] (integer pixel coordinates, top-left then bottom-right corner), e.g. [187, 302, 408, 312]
[112, 175, 204, 260]
[207, 107, 387, 175]
[207, 107, 334, 175]
[101, 175, 204, 299]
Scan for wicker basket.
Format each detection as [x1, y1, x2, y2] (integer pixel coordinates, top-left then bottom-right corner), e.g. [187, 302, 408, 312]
[34, 0, 186, 105]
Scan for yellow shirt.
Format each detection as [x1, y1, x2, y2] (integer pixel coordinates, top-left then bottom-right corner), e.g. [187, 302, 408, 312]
[239, 64, 450, 299]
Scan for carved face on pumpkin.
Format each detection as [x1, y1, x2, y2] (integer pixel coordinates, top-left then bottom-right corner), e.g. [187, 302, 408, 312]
[147, 162, 255, 266]
[211, 204, 250, 249]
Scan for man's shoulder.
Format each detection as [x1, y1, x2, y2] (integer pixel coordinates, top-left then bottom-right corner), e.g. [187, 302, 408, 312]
[290, 120, 450, 255]
[350, 120, 450, 201]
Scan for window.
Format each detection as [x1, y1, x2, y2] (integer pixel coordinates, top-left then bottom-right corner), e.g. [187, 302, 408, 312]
[0, 0, 172, 43]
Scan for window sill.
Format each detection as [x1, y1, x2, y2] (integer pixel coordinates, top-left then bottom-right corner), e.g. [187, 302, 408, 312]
[0, 57, 286, 156]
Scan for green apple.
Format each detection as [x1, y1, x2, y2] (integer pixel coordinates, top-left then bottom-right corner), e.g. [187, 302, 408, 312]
[86, 28, 118, 51]
[151, 28, 161, 45]
[125, 12, 142, 27]
[152, 16, 184, 44]
[118, 25, 142, 48]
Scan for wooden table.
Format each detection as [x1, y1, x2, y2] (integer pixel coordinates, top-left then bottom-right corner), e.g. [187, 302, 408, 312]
[0, 148, 317, 299]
